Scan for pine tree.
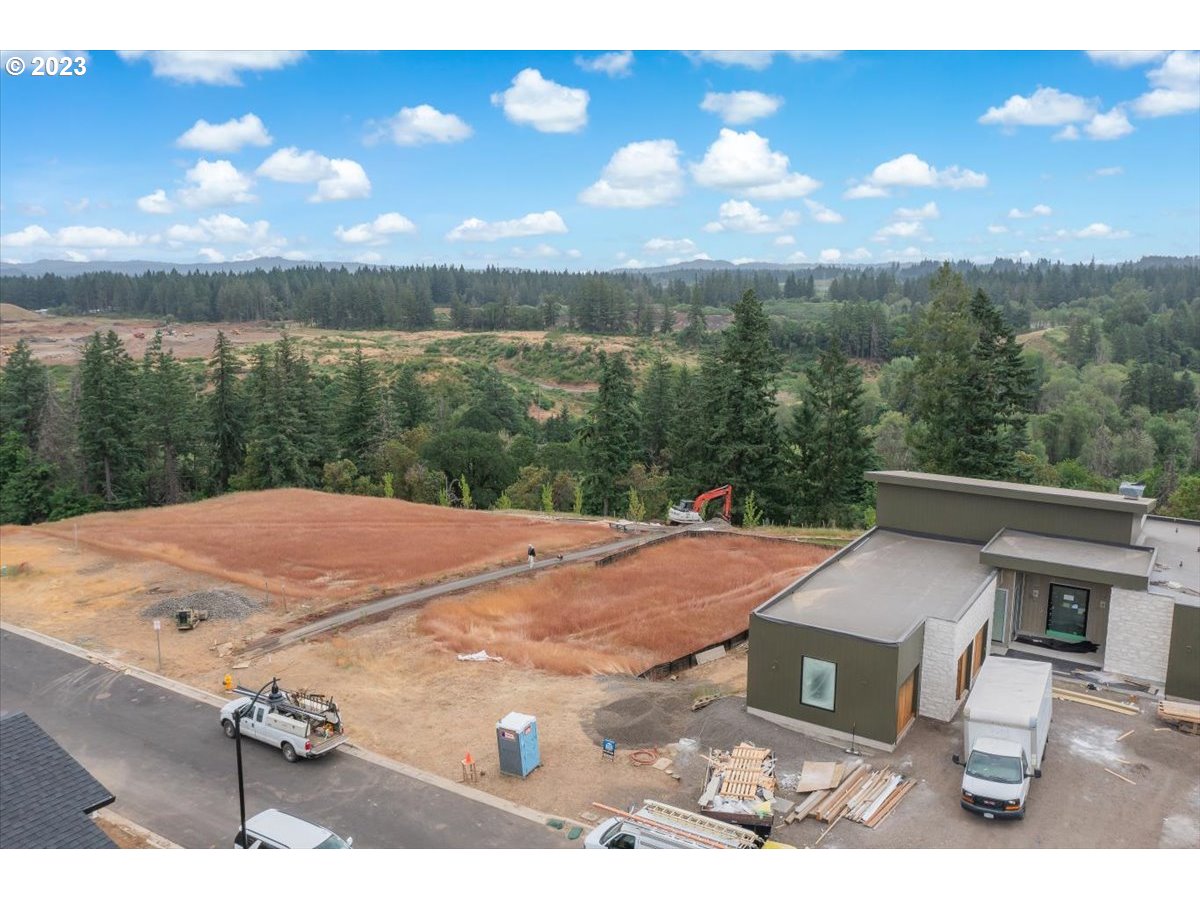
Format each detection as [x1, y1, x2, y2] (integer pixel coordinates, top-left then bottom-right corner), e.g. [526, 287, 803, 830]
[337, 346, 380, 465]
[0, 339, 49, 448]
[638, 358, 673, 467]
[139, 333, 200, 505]
[0, 429, 53, 524]
[208, 331, 245, 492]
[680, 295, 707, 347]
[78, 330, 140, 505]
[788, 346, 874, 525]
[581, 353, 638, 516]
[665, 363, 709, 497]
[392, 364, 430, 430]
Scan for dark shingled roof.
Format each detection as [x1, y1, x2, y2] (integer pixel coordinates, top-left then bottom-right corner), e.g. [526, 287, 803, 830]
[0, 711, 117, 849]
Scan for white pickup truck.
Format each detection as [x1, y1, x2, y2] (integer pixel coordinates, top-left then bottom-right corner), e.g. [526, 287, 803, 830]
[220, 680, 347, 763]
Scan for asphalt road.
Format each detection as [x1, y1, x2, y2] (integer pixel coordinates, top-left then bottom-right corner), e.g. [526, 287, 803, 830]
[0, 630, 565, 849]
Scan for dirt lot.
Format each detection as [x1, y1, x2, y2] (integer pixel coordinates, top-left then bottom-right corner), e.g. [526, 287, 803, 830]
[38, 489, 611, 604]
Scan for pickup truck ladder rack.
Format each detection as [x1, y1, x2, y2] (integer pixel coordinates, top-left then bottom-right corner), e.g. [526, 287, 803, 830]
[591, 801, 761, 849]
[231, 680, 341, 725]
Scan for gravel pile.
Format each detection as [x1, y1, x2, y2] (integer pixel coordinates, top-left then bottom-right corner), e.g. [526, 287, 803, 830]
[140, 589, 262, 621]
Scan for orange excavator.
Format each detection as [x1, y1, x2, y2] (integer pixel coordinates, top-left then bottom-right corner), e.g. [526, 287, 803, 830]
[668, 484, 733, 525]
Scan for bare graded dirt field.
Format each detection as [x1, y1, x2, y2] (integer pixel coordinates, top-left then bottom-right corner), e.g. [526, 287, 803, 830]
[39, 489, 611, 605]
[420, 534, 833, 676]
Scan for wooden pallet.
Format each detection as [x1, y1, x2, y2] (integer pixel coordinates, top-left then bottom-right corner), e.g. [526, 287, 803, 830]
[1158, 700, 1200, 734]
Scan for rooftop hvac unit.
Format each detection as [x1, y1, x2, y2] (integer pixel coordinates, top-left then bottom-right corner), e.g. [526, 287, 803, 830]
[1119, 482, 1146, 499]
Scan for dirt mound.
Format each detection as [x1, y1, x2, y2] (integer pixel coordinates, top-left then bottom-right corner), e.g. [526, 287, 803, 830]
[589, 692, 688, 748]
[139, 589, 262, 621]
[0, 303, 42, 322]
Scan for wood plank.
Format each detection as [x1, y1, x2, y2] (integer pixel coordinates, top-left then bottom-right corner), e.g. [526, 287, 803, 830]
[1115, 729, 1135, 742]
[1104, 767, 1136, 785]
[869, 780, 916, 828]
[1053, 690, 1139, 715]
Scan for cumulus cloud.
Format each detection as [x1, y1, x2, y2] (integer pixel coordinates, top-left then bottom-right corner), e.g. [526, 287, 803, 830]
[685, 50, 840, 70]
[979, 87, 1098, 127]
[774, 235, 797, 246]
[334, 212, 417, 244]
[1008, 204, 1053, 219]
[491, 69, 589, 133]
[1086, 51, 1166, 68]
[703, 199, 799, 234]
[256, 148, 371, 202]
[691, 129, 820, 199]
[1086, 108, 1135, 139]
[786, 251, 808, 262]
[579, 140, 685, 208]
[844, 153, 987, 198]
[2, 223, 145, 250]
[137, 189, 174, 214]
[372, 105, 472, 146]
[118, 51, 304, 86]
[1072, 222, 1131, 238]
[164, 214, 273, 245]
[700, 91, 783, 125]
[819, 248, 842, 262]
[802, 199, 844, 223]
[446, 210, 567, 242]
[643, 237, 698, 255]
[987, 224, 1009, 234]
[894, 201, 939, 220]
[176, 113, 272, 152]
[1053, 124, 1080, 141]
[575, 51, 634, 77]
[178, 159, 256, 208]
[1131, 51, 1200, 117]
[873, 220, 927, 241]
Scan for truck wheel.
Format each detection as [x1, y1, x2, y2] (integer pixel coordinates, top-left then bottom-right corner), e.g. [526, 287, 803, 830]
[223, 720, 236, 739]
[282, 742, 299, 763]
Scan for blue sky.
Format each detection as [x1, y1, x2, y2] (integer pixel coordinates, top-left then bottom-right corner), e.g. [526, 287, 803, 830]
[1, 49, 1197, 269]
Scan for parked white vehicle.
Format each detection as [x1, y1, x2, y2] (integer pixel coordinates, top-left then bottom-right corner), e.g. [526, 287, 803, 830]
[584, 800, 764, 849]
[235, 809, 352, 849]
[954, 656, 1053, 819]
[219, 679, 347, 763]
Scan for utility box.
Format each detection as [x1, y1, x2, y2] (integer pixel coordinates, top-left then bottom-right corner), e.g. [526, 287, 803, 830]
[496, 712, 540, 777]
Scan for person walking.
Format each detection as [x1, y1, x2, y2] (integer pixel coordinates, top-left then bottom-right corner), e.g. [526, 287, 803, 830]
[527, 544, 536, 568]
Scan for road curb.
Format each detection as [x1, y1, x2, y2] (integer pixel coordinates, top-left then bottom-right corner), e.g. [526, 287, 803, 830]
[95, 807, 182, 849]
[1, 620, 586, 838]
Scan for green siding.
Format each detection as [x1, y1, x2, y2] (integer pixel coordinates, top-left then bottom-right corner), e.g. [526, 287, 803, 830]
[748, 614, 905, 745]
[876, 482, 1139, 545]
[1166, 604, 1200, 701]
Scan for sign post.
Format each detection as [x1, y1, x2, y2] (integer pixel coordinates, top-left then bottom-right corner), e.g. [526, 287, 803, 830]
[153, 619, 162, 672]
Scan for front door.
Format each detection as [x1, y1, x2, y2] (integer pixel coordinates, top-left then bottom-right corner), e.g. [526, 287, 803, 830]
[1047, 584, 1090, 639]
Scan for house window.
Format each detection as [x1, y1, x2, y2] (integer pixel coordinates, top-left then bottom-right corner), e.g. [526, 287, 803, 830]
[801, 657, 836, 711]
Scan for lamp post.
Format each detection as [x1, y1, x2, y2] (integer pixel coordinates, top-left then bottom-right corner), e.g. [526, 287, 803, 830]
[233, 677, 280, 848]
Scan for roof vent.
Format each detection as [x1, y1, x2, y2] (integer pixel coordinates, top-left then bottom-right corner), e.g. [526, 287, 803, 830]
[1119, 481, 1146, 499]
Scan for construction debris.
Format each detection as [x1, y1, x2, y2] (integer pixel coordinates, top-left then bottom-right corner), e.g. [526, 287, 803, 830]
[781, 759, 916, 831]
[691, 693, 721, 711]
[1115, 729, 1135, 742]
[1052, 687, 1139, 716]
[791, 761, 847, 793]
[1157, 700, 1200, 734]
[1104, 767, 1137, 785]
[699, 742, 776, 815]
[456, 650, 504, 662]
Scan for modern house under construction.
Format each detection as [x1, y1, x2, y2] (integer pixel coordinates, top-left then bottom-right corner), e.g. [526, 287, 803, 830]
[746, 471, 1200, 751]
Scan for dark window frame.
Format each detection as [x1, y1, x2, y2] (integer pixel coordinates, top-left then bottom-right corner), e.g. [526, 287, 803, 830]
[1046, 582, 1092, 638]
[800, 655, 837, 712]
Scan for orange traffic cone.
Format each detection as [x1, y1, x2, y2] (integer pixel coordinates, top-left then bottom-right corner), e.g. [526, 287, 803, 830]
[462, 751, 478, 783]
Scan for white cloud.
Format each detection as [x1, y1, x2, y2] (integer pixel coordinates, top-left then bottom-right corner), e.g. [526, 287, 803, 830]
[117, 51, 304, 86]
[1131, 51, 1200, 117]
[18, 203, 47, 217]
[1085, 108, 1135, 140]
[894, 201, 939, 220]
[774, 235, 797, 246]
[1, 224, 145, 250]
[446, 210, 567, 242]
[198, 248, 225, 263]
[137, 189, 174, 214]
[846, 153, 987, 198]
[566, 249, 582, 259]
[804, 199, 844, 223]
[874, 220, 926, 241]
[819, 248, 842, 262]
[66, 198, 90, 214]
[576, 51, 633, 77]
[178, 159, 256, 208]
[1008, 204, 1053, 219]
[176, 113, 272, 152]
[1086, 51, 1166, 68]
[987, 224, 1009, 234]
[1053, 125, 1080, 141]
[691, 128, 820, 199]
[979, 87, 1097, 127]
[1094, 166, 1124, 177]
[786, 251, 808, 262]
[256, 148, 370, 202]
[335, 212, 417, 245]
[703, 199, 799, 234]
[165, 214, 272, 245]
[374, 105, 473, 146]
[685, 50, 839, 69]
[620, 258, 647, 268]
[511, 244, 563, 259]
[643, 237, 698, 255]
[491, 69, 588, 133]
[579, 139, 685, 208]
[1073, 222, 1131, 239]
[700, 91, 783, 125]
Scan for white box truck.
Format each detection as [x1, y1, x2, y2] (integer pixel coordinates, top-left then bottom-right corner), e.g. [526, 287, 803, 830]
[953, 656, 1053, 820]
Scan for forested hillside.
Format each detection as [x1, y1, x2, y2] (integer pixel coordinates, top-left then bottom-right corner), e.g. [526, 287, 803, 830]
[1, 260, 1196, 526]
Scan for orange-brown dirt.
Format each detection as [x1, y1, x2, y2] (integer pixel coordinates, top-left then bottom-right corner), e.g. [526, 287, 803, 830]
[420, 534, 832, 676]
[38, 489, 611, 606]
[0, 497, 834, 824]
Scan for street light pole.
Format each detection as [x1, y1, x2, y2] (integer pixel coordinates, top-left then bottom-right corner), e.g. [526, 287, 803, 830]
[233, 677, 279, 848]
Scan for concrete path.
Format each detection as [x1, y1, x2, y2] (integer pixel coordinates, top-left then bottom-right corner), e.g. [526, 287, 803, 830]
[245, 526, 681, 657]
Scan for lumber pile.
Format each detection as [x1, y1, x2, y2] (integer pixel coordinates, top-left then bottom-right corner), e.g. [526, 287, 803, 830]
[782, 760, 916, 830]
[699, 743, 777, 812]
[1052, 687, 1139, 716]
[1157, 699, 1200, 734]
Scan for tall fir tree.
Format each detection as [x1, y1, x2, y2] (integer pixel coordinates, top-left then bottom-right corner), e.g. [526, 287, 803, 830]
[139, 333, 201, 505]
[336, 346, 380, 464]
[788, 346, 874, 525]
[392, 364, 430, 430]
[77, 330, 140, 504]
[581, 353, 638, 516]
[638, 358, 673, 467]
[207, 330, 245, 492]
[0, 339, 49, 448]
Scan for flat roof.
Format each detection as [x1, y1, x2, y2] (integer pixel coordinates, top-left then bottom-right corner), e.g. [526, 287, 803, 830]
[980, 528, 1155, 591]
[867, 471, 1157, 515]
[1140, 516, 1200, 605]
[756, 529, 996, 643]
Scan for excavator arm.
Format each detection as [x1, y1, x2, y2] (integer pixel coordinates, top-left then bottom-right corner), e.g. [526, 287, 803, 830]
[690, 484, 732, 521]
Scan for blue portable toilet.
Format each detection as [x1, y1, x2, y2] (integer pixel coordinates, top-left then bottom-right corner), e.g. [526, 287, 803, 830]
[496, 712, 540, 777]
